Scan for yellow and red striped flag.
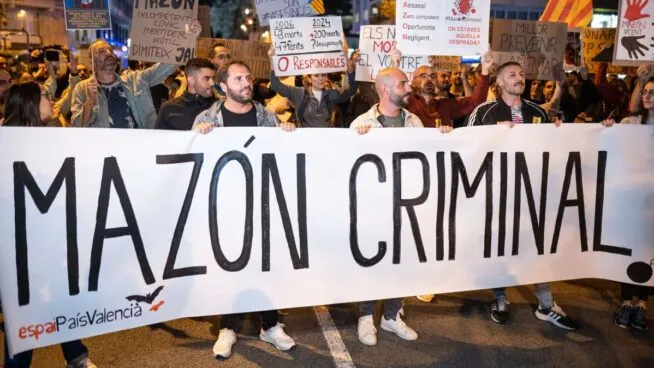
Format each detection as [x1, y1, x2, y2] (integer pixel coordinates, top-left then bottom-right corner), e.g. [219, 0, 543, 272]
[309, 0, 325, 15]
[539, 0, 593, 28]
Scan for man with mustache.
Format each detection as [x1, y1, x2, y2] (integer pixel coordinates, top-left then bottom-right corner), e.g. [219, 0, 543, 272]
[71, 38, 177, 128]
[403, 51, 493, 128]
[191, 61, 296, 359]
[466, 62, 578, 331]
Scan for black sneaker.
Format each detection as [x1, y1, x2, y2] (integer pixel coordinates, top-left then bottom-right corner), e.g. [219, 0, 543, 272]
[630, 306, 648, 331]
[614, 305, 631, 329]
[534, 303, 579, 331]
[490, 295, 510, 324]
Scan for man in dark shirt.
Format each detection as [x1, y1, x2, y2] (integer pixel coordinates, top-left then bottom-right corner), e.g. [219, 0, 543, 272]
[155, 59, 216, 130]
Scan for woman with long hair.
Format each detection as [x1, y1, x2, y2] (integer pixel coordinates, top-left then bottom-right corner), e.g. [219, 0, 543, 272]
[1, 81, 96, 367]
[601, 76, 653, 331]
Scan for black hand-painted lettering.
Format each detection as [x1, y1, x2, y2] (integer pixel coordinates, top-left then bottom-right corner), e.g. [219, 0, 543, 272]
[436, 152, 446, 261]
[157, 154, 207, 280]
[261, 154, 309, 271]
[349, 154, 387, 267]
[392, 152, 429, 264]
[551, 152, 588, 253]
[450, 152, 493, 261]
[13, 158, 78, 306]
[592, 151, 632, 256]
[512, 152, 549, 256]
[209, 151, 253, 272]
[497, 152, 508, 258]
[89, 157, 155, 291]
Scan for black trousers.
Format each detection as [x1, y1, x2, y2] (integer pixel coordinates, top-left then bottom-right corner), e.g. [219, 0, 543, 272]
[621, 283, 652, 302]
[220, 310, 278, 332]
[3, 338, 87, 367]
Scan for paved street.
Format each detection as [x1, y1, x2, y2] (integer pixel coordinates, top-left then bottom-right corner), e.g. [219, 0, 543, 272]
[2, 280, 653, 367]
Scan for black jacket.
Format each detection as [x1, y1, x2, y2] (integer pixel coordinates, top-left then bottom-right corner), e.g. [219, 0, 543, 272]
[466, 97, 549, 126]
[155, 92, 215, 130]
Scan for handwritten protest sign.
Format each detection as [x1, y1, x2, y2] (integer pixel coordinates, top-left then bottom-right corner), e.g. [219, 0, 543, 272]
[1, 126, 653, 355]
[613, 0, 654, 65]
[195, 37, 271, 79]
[254, 0, 322, 27]
[64, 0, 111, 30]
[396, 0, 490, 56]
[583, 28, 637, 74]
[490, 20, 567, 80]
[271, 16, 346, 76]
[128, 0, 199, 65]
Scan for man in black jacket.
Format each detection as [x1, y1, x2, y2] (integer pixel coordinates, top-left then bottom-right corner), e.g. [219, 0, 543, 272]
[465, 61, 578, 331]
[155, 58, 216, 130]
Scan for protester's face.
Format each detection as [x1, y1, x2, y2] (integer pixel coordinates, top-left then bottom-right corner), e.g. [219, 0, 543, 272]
[451, 70, 462, 86]
[39, 86, 53, 122]
[642, 82, 654, 110]
[530, 80, 542, 100]
[435, 71, 449, 91]
[188, 67, 216, 98]
[78, 65, 89, 80]
[211, 46, 231, 69]
[310, 73, 327, 90]
[467, 73, 477, 87]
[543, 81, 556, 102]
[388, 71, 412, 108]
[222, 64, 253, 104]
[413, 66, 437, 95]
[92, 40, 117, 72]
[497, 65, 525, 96]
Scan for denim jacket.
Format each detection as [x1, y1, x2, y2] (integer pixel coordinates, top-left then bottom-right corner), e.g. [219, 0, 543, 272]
[71, 63, 176, 129]
[192, 100, 279, 128]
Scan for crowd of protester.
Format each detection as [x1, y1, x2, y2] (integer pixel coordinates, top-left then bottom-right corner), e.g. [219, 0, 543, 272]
[0, 37, 652, 367]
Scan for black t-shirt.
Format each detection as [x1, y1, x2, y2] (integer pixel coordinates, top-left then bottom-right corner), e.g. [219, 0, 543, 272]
[221, 102, 258, 127]
[101, 81, 136, 128]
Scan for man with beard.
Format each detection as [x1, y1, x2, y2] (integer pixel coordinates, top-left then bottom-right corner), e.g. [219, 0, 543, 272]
[466, 62, 579, 331]
[405, 51, 493, 128]
[155, 58, 216, 130]
[349, 67, 452, 346]
[71, 38, 177, 128]
[449, 67, 465, 97]
[191, 60, 296, 359]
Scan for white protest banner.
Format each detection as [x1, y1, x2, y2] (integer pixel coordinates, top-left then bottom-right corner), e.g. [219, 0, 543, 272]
[613, 0, 654, 65]
[254, 0, 323, 27]
[271, 16, 346, 76]
[490, 20, 567, 80]
[356, 25, 459, 82]
[396, 0, 490, 56]
[128, 0, 200, 65]
[1, 126, 654, 355]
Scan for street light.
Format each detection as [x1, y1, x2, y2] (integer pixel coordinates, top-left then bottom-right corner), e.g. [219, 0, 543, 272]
[245, 8, 250, 15]
[240, 24, 247, 32]
[17, 10, 26, 30]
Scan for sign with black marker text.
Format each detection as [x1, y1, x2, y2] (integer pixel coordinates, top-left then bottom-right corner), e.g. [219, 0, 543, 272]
[254, 0, 323, 27]
[0, 126, 653, 355]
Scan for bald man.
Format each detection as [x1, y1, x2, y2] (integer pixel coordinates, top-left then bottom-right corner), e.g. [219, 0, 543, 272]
[405, 51, 493, 128]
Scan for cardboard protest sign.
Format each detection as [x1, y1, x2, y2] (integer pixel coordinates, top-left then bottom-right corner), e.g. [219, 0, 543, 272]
[195, 37, 271, 79]
[583, 28, 637, 74]
[490, 20, 567, 80]
[396, 0, 490, 56]
[128, 0, 200, 65]
[64, 0, 111, 30]
[613, 0, 654, 65]
[254, 0, 323, 27]
[271, 16, 347, 76]
[1, 126, 653, 355]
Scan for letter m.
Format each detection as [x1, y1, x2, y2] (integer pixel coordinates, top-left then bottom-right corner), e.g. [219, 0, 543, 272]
[13, 158, 79, 306]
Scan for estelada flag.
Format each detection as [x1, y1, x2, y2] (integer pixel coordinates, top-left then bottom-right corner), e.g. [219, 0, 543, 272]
[309, 0, 326, 15]
[539, 0, 593, 28]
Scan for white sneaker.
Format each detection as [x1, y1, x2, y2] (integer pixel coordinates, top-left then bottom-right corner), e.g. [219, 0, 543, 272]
[380, 313, 418, 341]
[416, 294, 434, 303]
[260, 323, 296, 351]
[213, 328, 237, 359]
[357, 315, 377, 346]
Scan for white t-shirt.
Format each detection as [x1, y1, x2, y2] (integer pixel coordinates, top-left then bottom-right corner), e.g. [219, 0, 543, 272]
[312, 90, 322, 104]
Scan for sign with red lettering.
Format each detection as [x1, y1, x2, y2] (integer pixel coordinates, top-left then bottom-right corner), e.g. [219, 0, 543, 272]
[396, 0, 490, 56]
[613, 0, 654, 65]
[491, 20, 567, 81]
[271, 16, 347, 76]
[356, 25, 431, 82]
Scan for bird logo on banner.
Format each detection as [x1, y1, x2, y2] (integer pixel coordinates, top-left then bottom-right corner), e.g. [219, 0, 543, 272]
[539, 0, 593, 28]
[308, 0, 326, 15]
